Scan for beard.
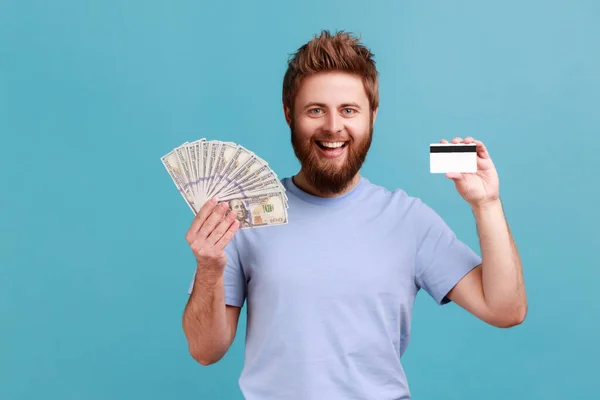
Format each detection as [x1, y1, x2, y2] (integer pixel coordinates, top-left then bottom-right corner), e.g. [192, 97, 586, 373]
[290, 118, 373, 195]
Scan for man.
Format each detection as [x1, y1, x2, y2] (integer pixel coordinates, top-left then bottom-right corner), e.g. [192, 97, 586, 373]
[182, 30, 527, 399]
[228, 199, 252, 229]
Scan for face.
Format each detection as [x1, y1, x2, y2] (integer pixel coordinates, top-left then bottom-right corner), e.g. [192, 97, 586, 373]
[229, 199, 247, 221]
[285, 71, 377, 195]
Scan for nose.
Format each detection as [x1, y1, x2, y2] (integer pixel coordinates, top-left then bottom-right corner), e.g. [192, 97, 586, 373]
[323, 112, 343, 134]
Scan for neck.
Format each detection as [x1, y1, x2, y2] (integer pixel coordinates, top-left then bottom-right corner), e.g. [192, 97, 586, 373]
[292, 170, 362, 198]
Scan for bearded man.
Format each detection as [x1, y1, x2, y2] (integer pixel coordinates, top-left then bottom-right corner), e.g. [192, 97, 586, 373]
[181, 30, 527, 400]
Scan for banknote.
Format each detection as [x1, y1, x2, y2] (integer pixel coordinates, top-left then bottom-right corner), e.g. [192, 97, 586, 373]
[161, 150, 194, 208]
[219, 191, 288, 229]
[161, 139, 288, 228]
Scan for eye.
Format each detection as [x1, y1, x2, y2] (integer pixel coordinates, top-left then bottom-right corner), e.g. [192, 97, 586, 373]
[309, 108, 323, 115]
[342, 108, 356, 115]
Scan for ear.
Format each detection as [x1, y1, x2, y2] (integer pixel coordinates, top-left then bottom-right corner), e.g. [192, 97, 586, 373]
[283, 104, 292, 127]
[371, 107, 378, 126]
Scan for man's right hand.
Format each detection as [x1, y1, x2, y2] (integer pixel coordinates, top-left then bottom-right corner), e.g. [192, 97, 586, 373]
[182, 197, 242, 366]
[185, 197, 240, 274]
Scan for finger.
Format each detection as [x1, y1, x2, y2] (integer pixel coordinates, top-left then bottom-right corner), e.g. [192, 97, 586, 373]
[474, 139, 489, 158]
[446, 172, 462, 180]
[451, 137, 462, 144]
[463, 136, 475, 143]
[440, 139, 448, 144]
[186, 197, 218, 242]
[214, 220, 240, 251]
[198, 201, 230, 239]
[206, 210, 237, 246]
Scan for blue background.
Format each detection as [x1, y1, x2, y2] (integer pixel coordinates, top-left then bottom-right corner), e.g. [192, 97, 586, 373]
[1, 0, 598, 399]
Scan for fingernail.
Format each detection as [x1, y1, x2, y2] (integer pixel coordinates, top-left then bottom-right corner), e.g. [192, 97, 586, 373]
[210, 197, 217, 204]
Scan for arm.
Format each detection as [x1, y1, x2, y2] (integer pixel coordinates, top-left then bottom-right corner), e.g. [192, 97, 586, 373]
[182, 266, 242, 365]
[448, 199, 527, 328]
[181, 198, 243, 365]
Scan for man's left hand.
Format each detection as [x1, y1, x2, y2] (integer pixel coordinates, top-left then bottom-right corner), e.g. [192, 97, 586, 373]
[441, 137, 499, 208]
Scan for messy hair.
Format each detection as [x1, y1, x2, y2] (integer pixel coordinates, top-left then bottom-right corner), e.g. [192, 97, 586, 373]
[282, 30, 379, 114]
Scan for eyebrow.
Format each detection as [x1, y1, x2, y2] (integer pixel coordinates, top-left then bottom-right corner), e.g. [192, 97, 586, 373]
[303, 102, 362, 110]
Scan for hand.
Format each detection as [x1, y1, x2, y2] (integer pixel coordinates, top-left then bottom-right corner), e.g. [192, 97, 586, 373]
[185, 198, 240, 273]
[441, 137, 500, 208]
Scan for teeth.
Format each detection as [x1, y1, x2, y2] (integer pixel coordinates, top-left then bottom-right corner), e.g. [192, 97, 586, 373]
[319, 141, 345, 149]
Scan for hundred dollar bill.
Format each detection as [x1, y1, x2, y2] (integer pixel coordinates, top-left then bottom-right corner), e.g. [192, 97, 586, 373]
[214, 153, 266, 195]
[220, 177, 283, 200]
[208, 147, 255, 198]
[161, 149, 198, 213]
[220, 164, 288, 209]
[201, 140, 210, 195]
[224, 163, 278, 193]
[206, 142, 238, 196]
[186, 142, 199, 197]
[192, 139, 204, 194]
[208, 145, 244, 197]
[218, 191, 288, 229]
[205, 140, 222, 194]
[174, 144, 196, 197]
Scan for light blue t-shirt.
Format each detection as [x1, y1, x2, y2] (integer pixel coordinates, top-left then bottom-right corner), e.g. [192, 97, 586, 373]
[188, 176, 481, 399]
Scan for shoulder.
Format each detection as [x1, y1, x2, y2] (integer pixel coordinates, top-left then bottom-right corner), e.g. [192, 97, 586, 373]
[360, 177, 447, 234]
[360, 177, 428, 215]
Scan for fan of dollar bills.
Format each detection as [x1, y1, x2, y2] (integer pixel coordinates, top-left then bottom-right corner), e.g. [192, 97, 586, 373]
[161, 139, 288, 229]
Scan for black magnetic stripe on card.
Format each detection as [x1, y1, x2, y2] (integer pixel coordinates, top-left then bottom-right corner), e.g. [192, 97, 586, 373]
[430, 145, 477, 153]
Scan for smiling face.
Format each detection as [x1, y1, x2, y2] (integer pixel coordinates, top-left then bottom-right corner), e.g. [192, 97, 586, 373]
[285, 71, 377, 196]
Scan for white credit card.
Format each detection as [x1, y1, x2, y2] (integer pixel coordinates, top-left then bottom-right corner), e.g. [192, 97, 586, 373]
[430, 143, 477, 173]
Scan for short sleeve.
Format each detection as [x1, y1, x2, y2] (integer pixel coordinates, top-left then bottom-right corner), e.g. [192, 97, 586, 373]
[414, 199, 482, 305]
[187, 235, 247, 307]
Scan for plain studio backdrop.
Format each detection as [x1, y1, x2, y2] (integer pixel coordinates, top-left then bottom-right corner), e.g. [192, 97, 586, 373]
[1, 1, 598, 399]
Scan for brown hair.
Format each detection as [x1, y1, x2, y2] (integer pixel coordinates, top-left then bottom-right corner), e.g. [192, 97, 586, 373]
[282, 30, 379, 115]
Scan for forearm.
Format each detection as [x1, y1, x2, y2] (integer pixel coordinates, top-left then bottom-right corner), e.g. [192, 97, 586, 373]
[473, 199, 527, 321]
[182, 266, 232, 365]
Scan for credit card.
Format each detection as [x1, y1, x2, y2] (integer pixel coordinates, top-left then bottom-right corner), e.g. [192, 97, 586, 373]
[430, 143, 477, 173]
